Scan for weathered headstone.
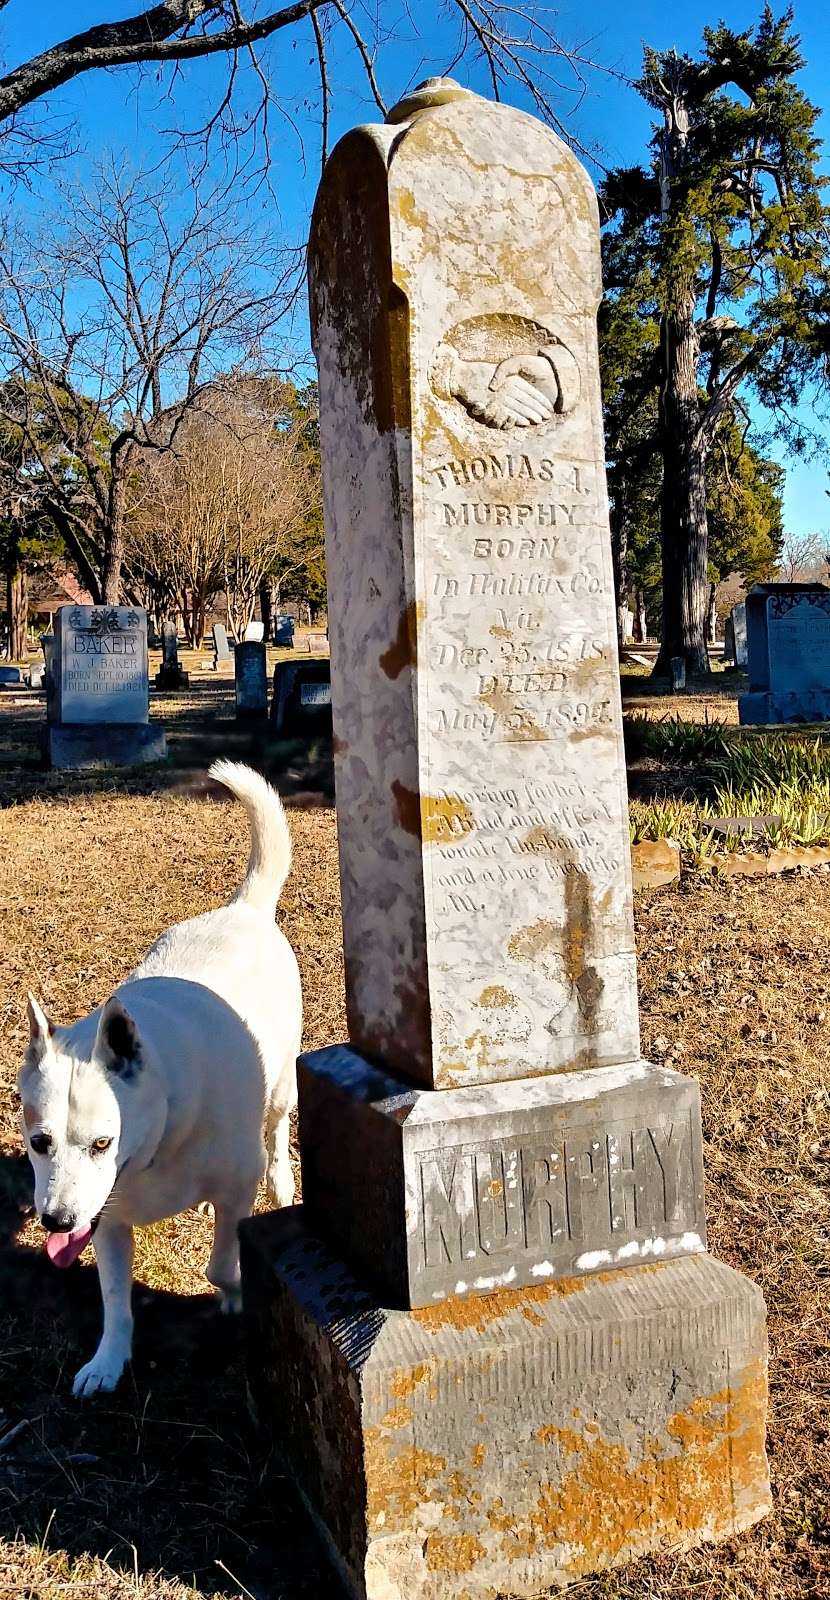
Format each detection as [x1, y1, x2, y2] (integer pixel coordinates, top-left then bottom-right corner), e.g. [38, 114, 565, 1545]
[45, 605, 166, 769]
[732, 600, 748, 667]
[274, 614, 295, 648]
[244, 619, 265, 642]
[241, 80, 770, 1600]
[211, 623, 231, 670]
[234, 640, 268, 717]
[155, 620, 190, 691]
[270, 660, 331, 737]
[740, 582, 830, 724]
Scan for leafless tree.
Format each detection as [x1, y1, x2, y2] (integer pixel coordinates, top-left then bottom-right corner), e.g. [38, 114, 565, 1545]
[0, 162, 296, 603]
[0, 3, 601, 181]
[127, 383, 320, 645]
[776, 531, 830, 584]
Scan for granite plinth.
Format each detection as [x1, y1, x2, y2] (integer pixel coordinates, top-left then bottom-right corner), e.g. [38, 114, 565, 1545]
[739, 689, 830, 726]
[154, 665, 190, 690]
[298, 1046, 706, 1308]
[45, 723, 167, 770]
[241, 1209, 771, 1600]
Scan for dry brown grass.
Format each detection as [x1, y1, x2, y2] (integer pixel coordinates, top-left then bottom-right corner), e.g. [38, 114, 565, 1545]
[0, 683, 827, 1599]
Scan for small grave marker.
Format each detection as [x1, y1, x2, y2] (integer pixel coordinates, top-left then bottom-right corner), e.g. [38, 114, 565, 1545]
[234, 640, 268, 717]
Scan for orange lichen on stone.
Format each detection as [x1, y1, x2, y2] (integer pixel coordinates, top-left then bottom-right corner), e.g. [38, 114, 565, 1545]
[422, 794, 474, 846]
[411, 1278, 587, 1333]
[381, 1406, 413, 1430]
[364, 1432, 447, 1526]
[508, 918, 558, 963]
[389, 1362, 435, 1399]
[470, 1443, 487, 1469]
[495, 1360, 770, 1573]
[424, 1533, 487, 1574]
[478, 985, 516, 1009]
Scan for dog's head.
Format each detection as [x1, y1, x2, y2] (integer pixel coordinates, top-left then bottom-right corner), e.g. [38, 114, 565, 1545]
[18, 993, 159, 1267]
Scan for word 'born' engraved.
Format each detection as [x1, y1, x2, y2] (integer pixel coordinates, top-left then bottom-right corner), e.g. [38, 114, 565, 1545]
[416, 1117, 699, 1282]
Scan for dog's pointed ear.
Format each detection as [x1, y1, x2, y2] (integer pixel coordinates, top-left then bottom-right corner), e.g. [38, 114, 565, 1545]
[95, 997, 142, 1078]
[26, 992, 54, 1067]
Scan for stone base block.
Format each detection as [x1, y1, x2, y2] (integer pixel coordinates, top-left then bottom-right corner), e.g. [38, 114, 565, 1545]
[154, 665, 190, 690]
[298, 1048, 706, 1307]
[739, 688, 830, 725]
[45, 722, 167, 770]
[240, 1209, 771, 1600]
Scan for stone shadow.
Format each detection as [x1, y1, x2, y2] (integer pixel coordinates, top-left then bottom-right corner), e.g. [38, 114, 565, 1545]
[0, 1152, 343, 1599]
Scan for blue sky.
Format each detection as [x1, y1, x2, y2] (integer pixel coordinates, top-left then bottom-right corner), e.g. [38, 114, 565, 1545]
[1, 1, 828, 535]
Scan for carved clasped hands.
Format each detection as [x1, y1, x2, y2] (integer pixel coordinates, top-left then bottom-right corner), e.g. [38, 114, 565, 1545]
[433, 339, 581, 430]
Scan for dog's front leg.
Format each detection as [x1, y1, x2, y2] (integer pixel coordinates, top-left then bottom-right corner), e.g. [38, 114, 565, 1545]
[73, 1221, 134, 1399]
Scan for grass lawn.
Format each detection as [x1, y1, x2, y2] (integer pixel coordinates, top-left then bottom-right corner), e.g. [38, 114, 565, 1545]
[0, 679, 827, 1599]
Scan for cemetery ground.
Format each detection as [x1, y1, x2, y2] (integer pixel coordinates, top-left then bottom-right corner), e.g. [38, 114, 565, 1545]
[0, 672, 827, 1600]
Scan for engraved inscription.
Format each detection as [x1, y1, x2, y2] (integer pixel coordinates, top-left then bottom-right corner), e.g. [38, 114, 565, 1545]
[416, 1116, 699, 1279]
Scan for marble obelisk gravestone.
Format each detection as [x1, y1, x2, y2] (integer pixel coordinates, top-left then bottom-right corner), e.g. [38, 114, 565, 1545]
[240, 81, 770, 1600]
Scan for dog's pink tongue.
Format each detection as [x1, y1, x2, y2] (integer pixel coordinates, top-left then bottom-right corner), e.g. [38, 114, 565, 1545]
[45, 1226, 92, 1268]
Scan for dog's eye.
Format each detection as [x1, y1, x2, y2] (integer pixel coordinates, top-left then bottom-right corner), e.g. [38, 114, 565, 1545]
[29, 1132, 51, 1156]
[91, 1137, 112, 1154]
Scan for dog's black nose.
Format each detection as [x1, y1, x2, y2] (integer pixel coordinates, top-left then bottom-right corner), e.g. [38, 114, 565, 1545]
[42, 1211, 76, 1233]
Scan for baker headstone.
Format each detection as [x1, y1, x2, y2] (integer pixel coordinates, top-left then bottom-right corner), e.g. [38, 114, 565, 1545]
[244, 620, 265, 642]
[740, 582, 830, 724]
[155, 620, 190, 691]
[212, 623, 231, 670]
[234, 639, 268, 718]
[45, 605, 166, 769]
[270, 660, 331, 737]
[241, 79, 770, 1600]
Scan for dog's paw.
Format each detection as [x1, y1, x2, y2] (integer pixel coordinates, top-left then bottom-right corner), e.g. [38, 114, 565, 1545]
[72, 1349, 128, 1398]
[217, 1285, 243, 1316]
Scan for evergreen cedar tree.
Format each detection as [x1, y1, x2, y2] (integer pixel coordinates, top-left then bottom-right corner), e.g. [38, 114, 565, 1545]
[600, 6, 830, 675]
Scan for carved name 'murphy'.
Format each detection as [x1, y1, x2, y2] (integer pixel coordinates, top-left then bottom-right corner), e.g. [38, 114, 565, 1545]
[418, 1121, 695, 1270]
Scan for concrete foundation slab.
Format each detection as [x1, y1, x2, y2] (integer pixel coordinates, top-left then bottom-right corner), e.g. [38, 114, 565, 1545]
[298, 1047, 706, 1306]
[45, 722, 168, 769]
[241, 1209, 771, 1600]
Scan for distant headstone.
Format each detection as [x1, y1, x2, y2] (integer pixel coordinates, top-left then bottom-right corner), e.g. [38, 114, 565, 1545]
[45, 605, 166, 769]
[725, 601, 748, 668]
[155, 620, 190, 691]
[234, 640, 268, 718]
[671, 656, 686, 692]
[274, 614, 295, 648]
[271, 660, 331, 737]
[244, 620, 265, 642]
[621, 605, 634, 641]
[740, 583, 830, 724]
[27, 664, 45, 690]
[304, 631, 328, 654]
[0, 665, 21, 686]
[212, 623, 231, 670]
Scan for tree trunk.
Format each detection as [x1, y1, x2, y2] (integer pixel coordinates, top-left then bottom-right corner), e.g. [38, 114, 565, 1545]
[609, 489, 630, 654]
[259, 578, 277, 643]
[654, 303, 710, 678]
[633, 589, 647, 643]
[706, 582, 717, 644]
[101, 466, 127, 604]
[6, 561, 27, 660]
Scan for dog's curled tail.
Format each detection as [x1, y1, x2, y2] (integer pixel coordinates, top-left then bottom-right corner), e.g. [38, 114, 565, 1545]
[209, 760, 292, 917]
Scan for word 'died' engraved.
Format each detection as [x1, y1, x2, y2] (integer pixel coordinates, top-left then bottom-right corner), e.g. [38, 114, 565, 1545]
[417, 1119, 696, 1273]
[429, 316, 581, 432]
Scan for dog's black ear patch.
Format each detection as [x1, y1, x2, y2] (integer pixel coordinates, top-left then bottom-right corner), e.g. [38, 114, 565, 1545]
[96, 999, 142, 1079]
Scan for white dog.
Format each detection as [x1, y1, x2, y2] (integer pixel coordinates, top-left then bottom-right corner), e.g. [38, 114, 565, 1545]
[18, 760, 302, 1399]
